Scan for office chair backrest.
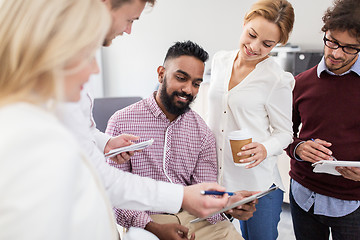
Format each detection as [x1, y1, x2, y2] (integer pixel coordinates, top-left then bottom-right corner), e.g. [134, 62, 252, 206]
[93, 97, 142, 132]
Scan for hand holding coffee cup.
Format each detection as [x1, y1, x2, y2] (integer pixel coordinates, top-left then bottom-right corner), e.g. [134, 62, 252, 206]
[228, 129, 253, 167]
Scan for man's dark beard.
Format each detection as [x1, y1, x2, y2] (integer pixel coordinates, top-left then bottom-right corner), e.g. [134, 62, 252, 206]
[159, 76, 194, 116]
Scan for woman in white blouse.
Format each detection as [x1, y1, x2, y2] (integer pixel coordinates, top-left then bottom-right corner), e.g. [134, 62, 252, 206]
[208, 0, 295, 239]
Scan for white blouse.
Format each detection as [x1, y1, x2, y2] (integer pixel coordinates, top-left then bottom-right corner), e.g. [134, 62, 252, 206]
[208, 50, 294, 191]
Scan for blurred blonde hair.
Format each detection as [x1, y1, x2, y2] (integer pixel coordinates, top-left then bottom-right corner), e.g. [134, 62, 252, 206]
[0, 0, 111, 106]
[244, 0, 294, 45]
[110, 0, 156, 9]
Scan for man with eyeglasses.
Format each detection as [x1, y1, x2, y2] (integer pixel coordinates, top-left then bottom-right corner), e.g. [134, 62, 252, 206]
[285, 0, 360, 239]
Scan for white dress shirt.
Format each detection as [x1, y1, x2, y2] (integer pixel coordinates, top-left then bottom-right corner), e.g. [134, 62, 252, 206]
[208, 50, 294, 192]
[0, 103, 117, 240]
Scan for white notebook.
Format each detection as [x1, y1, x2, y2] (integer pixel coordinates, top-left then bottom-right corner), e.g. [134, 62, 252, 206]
[312, 160, 360, 176]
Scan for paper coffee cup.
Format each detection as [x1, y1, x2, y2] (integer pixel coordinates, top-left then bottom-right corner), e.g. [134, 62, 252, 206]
[228, 129, 252, 166]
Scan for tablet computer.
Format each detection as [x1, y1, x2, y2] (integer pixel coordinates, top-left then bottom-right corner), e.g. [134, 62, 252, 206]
[190, 186, 279, 223]
[312, 160, 360, 175]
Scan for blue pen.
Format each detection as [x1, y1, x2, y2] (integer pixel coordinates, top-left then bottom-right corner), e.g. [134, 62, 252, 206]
[200, 190, 235, 196]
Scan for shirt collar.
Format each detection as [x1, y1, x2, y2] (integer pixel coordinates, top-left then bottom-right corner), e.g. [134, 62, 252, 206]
[317, 54, 360, 77]
[145, 92, 184, 123]
[146, 92, 166, 119]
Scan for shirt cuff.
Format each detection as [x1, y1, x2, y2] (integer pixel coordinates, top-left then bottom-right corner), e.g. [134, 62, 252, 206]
[261, 138, 282, 158]
[94, 129, 111, 153]
[155, 182, 183, 214]
[133, 212, 153, 229]
[293, 141, 305, 161]
[207, 213, 224, 225]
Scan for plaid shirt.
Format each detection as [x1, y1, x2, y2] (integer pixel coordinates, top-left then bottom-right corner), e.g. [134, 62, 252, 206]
[106, 94, 221, 229]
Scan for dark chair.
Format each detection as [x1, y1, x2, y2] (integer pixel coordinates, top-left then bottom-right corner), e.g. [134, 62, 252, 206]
[93, 97, 142, 132]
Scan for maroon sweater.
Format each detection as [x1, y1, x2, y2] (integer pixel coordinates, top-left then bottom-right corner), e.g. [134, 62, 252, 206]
[286, 66, 360, 200]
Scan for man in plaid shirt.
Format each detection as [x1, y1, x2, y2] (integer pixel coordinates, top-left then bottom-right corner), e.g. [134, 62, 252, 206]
[106, 41, 244, 240]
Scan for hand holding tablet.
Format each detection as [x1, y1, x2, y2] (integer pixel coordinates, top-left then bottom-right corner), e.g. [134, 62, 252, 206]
[312, 160, 360, 175]
[105, 139, 154, 158]
[190, 186, 278, 223]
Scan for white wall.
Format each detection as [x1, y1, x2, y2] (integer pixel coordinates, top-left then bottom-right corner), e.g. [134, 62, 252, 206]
[101, 0, 333, 98]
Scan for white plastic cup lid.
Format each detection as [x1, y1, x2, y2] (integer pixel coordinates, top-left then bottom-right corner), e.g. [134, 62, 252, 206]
[228, 129, 252, 140]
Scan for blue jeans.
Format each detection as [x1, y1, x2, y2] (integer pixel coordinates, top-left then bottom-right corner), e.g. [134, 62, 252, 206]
[239, 184, 283, 240]
[290, 189, 360, 240]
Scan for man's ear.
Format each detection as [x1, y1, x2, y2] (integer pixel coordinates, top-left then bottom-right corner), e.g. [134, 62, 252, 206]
[157, 66, 165, 83]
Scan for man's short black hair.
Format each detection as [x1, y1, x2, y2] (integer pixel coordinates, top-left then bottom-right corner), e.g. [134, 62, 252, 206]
[163, 41, 209, 65]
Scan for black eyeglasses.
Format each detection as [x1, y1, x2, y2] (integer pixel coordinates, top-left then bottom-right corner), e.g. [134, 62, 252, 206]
[323, 34, 360, 55]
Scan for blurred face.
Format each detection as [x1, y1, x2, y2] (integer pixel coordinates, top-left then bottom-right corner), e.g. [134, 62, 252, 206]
[238, 16, 280, 63]
[156, 56, 204, 119]
[64, 52, 99, 102]
[323, 30, 359, 75]
[103, 0, 146, 46]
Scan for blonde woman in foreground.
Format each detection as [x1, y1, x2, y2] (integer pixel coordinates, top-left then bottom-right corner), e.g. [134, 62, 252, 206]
[0, 0, 117, 239]
[0, 1, 239, 239]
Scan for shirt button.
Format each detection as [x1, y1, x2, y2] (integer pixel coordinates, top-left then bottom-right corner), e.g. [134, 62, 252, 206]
[221, 130, 224, 132]
[220, 167, 222, 170]
[220, 148, 222, 151]
[224, 111, 226, 113]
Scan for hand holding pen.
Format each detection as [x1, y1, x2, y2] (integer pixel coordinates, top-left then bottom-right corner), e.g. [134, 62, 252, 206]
[182, 183, 230, 218]
[200, 190, 258, 221]
[311, 138, 337, 161]
[295, 138, 333, 163]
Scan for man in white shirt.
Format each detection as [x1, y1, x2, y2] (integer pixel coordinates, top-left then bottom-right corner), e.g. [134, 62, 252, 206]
[60, 0, 257, 238]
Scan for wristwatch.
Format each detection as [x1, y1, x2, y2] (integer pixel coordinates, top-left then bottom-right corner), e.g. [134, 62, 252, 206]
[221, 212, 234, 222]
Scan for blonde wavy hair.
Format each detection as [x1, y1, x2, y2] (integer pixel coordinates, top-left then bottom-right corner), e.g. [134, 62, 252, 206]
[244, 0, 294, 45]
[0, 0, 111, 106]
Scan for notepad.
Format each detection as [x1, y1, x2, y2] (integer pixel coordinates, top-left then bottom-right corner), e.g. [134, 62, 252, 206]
[312, 160, 360, 176]
[105, 139, 154, 158]
[190, 186, 279, 223]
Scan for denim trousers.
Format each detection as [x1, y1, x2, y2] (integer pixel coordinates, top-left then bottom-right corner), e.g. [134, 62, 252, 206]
[290, 189, 360, 240]
[239, 184, 283, 240]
